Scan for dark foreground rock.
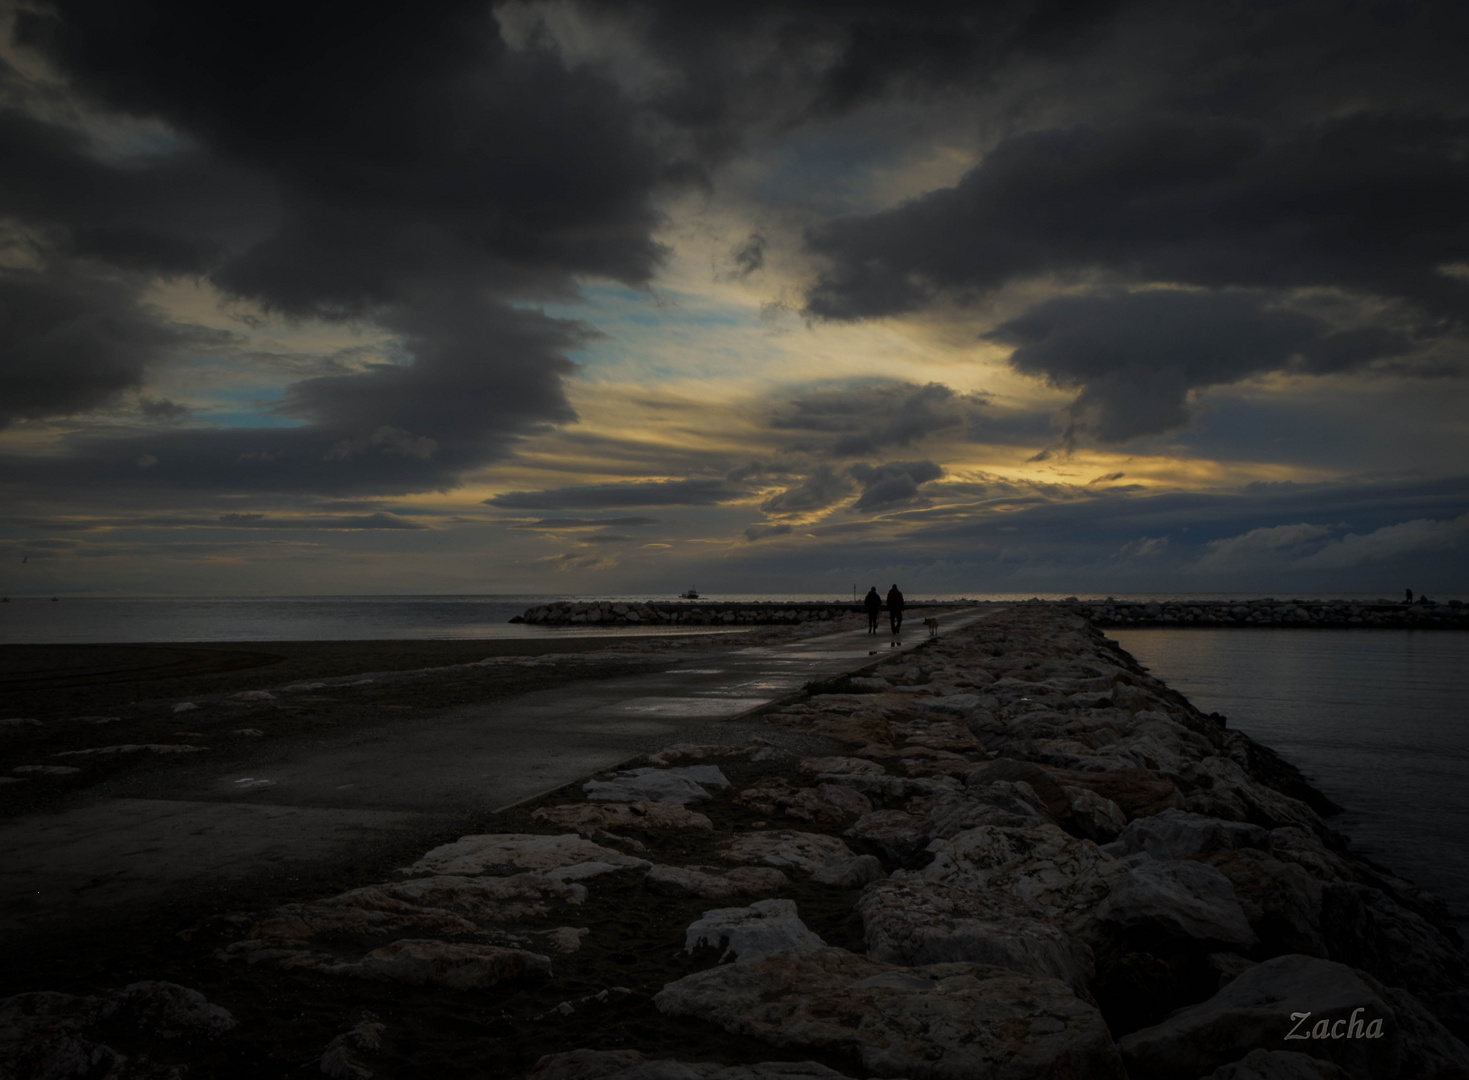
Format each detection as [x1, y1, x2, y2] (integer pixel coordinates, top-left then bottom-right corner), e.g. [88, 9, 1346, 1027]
[653, 946, 1125, 1080]
[1119, 953, 1469, 1080]
[0, 981, 235, 1080]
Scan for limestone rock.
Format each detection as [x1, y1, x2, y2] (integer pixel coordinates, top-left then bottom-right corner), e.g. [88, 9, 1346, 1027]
[526, 1048, 644, 1080]
[734, 780, 871, 825]
[653, 946, 1125, 1080]
[320, 1020, 384, 1080]
[914, 693, 985, 716]
[115, 981, 238, 1039]
[807, 711, 894, 747]
[1096, 859, 1256, 948]
[684, 899, 826, 962]
[336, 872, 589, 920]
[917, 824, 1128, 926]
[525, 1049, 858, 1080]
[584, 767, 728, 805]
[845, 809, 927, 860]
[1319, 882, 1469, 1036]
[1064, 785, 1128, 842]
[0, 983, 234, 1080]
[859, 878, 1095, 994]
[645, 744, 746, 765]
[809, 855, 884, 889]
[1201, 848, 1327, 956]
[796, 756, 885, 776]
[1048, 766, 1185, 820]
[923, 786, 1047, 838]
[1114, 809, 1271, 860]
[401, 834, 649, 877]
[1119, 953, 1469, 1080]
[1183, 755, 1325, 833]
[644, 864, 789, 900]
[899, 746, 981, 777]
[964, 759, 1072, 819]
[532, 801, 714, 833]
[722, 831, 857, 876]
[1203, 1049, 1350, 1079]
[346, 939, 551, 989]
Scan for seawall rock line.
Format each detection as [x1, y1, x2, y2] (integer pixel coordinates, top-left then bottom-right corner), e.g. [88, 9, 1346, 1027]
[515, 600, 949, 627]
[1056, 597, 1468, 629]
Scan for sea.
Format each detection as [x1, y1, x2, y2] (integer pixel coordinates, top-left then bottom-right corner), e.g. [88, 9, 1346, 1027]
[1111, 627, 1469, 936]
[2, 591, 1461, 645]
[4, 591, 1465, 933]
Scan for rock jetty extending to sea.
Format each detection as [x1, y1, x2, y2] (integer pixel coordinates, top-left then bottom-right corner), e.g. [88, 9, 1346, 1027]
[517, 600, 943, 627]
[518, 597, 1469, 630]
[1065, 596, 1468, 629]
[5, 606, 1467, 1077]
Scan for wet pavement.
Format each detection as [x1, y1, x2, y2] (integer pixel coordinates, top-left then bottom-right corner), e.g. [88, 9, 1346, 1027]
[0, 607, 998, 933]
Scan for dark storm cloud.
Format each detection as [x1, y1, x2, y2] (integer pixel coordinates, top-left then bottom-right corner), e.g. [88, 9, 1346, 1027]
[19, 1, 666, 313]
[0, 105, 271, 276]
[849, 459, 944, 510]
[0, 264, 225, 427]
[759, 465, 854, 517]
[910, 474, 1469, 555]
[595, 0, 1124, 161]
[487, 478, 739, 510]
[137, 397, 190, 422]
[4, 0, 671, 493]
[987, 289, 1417, 443]
[771, 381, 986, 456]
[806, 115, 1469, 322]
[728, 233, 765, 278]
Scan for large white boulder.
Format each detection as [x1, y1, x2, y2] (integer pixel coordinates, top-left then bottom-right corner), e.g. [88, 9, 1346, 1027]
[684, 899, 826, 962]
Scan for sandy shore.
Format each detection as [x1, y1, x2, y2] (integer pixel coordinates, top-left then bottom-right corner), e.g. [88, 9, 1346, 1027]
[2, 609, 1467, 1079]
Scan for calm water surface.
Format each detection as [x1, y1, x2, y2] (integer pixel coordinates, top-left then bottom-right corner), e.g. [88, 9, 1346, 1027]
[0, 592, 1437, 645]
[1110, 628, 1469, 932]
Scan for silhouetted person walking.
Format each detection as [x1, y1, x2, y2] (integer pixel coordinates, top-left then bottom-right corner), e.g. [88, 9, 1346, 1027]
[863, 586, 881, 634]
[887, 583, 905, 643]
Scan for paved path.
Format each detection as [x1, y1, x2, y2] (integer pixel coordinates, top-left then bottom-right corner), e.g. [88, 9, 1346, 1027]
[0, 607, 996, 935]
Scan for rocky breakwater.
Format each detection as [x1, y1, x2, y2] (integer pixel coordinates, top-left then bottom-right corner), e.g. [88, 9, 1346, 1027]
[1066, 596, 1469, 629]
[517, 600, 872, 627]
[527, 605, 1469, 1079]
[10, 606, 1468, 1078]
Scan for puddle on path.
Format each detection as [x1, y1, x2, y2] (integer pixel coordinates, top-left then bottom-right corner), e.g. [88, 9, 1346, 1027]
[603, 696, 769, 717]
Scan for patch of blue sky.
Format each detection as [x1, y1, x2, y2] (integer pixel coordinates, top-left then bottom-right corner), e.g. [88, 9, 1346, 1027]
[524, 283, 781, 382]
[191, 385, 302, 429]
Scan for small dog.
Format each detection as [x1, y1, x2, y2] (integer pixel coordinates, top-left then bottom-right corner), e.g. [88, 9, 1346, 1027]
[924, 617, 940, 637]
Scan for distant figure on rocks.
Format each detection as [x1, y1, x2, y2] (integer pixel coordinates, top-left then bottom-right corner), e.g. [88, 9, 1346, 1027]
[863, 587, 881, 634]
[1406, 588, 1414, 604]
[887, 583, 905, 643]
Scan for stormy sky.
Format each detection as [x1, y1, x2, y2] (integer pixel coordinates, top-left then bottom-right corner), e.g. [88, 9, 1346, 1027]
[1, 0, 1466, 596]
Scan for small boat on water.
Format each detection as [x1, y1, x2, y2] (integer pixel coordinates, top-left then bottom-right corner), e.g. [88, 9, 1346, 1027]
[680, 588, 699, 599]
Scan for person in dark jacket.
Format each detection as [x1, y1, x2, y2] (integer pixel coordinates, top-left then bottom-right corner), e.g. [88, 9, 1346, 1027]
[887, 583, 905, 639]
[863, 586, 881, 634]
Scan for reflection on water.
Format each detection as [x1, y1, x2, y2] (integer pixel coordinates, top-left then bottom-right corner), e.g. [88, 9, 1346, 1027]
[1110, 627, 1469, 932]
